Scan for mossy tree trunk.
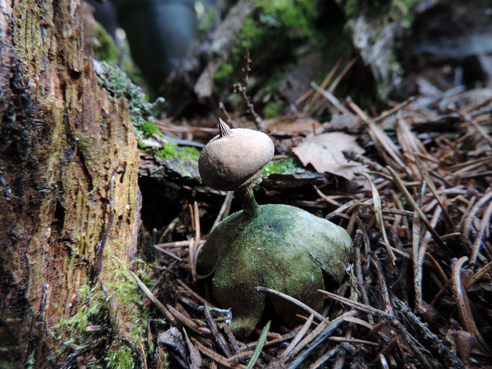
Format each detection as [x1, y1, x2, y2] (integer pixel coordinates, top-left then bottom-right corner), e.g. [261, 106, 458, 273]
[1, 1, 144, 367]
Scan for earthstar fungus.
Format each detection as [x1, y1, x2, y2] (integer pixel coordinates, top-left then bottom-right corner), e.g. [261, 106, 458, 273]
[199, 119, 274, 192]
[197, 119, 353, 338]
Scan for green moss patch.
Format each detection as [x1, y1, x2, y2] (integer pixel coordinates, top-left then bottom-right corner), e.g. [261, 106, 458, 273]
[263, 101, 284, 119]
[262, 157, 301, 175]
[140, 121, 164, 139]
[96, 62, 200, 180]
[93, 22, 119, 64]
[50, 257, 158, 368]
[146, 140, 201, 180]
[214, 0, 328, 88]
[95, 61, 163, 141]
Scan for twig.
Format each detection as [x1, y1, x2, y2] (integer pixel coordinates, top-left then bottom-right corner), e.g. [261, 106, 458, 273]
[328, 337, 378, 346]
[177, 279, 216, 308]
[425, 252, 448, 284]
[219, 101, 234, 127]
[353, 230, 373, 324]
[347, 98, 406, 170]
[413, 181, 424, 313]
[361, 173, 396, 264]
[244, 329, 299, 351]
[303, 58, 342, 112]
[341, 316, 374, 330]
[204, 303, 232, 357]
[390, 319, 434, 369]
[446, 156, 490, 173]
[153, 246, 183, 261]
[430, 278, 452, 307]
[470, 197, 492, 264]
[283, 319, 329, 362]
[317, 290, 394, 319]
[177, 293, 202, 313]
[310, 82, 351, 116]
[367, 321, 386, 341]
[387, 166, 447, 250]
[373, 97, 416, 123]
[233, 50, 265, 131]
[332, 339, 354, 369]
[280, 314, 314, 359]
[157, 217, 180, 244]
[154, 240, 192, 248]
[255, 286, 325, 321]
[192, 337, 245, 369]
[462, 191, 492, 254]
[189, 201, 201, 282]
[371, 259, 395, 317]
[344, 207, 358, 237]
[313, 185, 341, 206]
[166, 304, 211, 337]
[417, 204, 442, 311]
[307, 346, 340, 369]
[449, 107, 492, 149]
[219, 322, 241, 354]
[415, 157, 455, 229]
[374, 336, 397, 364]
[296, 88, 315, 105]
[458, 196, 477, 229]
[325, 200, 359, 220]
[358, 203, 414, 217]
[391, 190, 411, 239]
[328, 57, 358, 94]
[129, 271, 177, 326]
[451, 257, 492, 354]
[343, 149, 389, 174]
[465, 96, 492, 113]
[154, 122, 219, 135]
[393, 298, 466, 369]
[183, 328, 203, 369]
[464, 260, 492, 290]
[210, 191, 234, 232]
[226, 350, 255, 363]
[287, 311, 357, 369]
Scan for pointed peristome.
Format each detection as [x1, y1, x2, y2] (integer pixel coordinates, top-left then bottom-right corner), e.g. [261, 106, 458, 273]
[219, 118, 232, 138]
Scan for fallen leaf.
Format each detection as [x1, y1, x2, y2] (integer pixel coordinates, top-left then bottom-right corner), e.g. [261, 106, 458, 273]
[292, 132, 366, 180]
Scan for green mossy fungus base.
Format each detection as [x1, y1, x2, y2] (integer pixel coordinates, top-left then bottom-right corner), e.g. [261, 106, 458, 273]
[197, 204, 353, 338]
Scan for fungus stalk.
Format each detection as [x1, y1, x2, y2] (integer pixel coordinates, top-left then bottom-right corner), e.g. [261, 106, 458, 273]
[236, 182, 261, 220]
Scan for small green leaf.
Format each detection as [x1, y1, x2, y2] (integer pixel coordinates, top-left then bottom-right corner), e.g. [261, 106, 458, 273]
[246, 320, 271, 369]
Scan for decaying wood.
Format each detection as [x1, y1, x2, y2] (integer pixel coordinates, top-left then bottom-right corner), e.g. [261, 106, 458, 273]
[194, 0, 255, 100]
[0, 0, 141, 366]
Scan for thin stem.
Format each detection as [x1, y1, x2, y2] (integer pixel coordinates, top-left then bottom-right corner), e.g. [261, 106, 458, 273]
[235, 182, 260, 220]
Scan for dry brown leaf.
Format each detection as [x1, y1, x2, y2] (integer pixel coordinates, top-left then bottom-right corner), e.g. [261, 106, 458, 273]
[292, 132, 367, 180]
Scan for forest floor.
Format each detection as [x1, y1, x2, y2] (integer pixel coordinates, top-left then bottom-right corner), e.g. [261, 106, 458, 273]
[130, 58, 492, 369]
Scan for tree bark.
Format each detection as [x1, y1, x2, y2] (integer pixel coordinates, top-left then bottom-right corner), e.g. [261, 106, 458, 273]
[1, 1, 142, 367]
